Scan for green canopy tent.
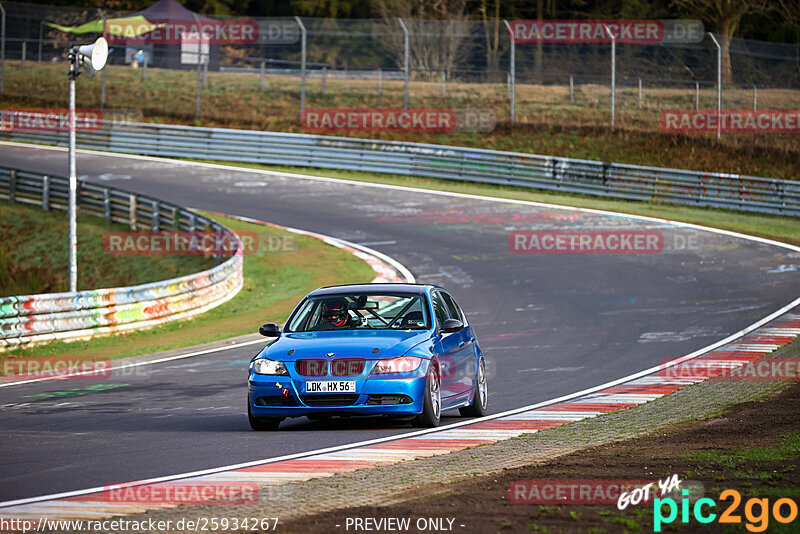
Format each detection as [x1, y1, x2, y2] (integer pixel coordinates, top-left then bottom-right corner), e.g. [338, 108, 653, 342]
[44, 16, 165, 65]
[44, 16, 162, 38]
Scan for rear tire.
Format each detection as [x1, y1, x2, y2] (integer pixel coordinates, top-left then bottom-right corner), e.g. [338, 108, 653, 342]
[248, 402, 283, 431]
[413, 364, 441, 428]
[459, 357, 487, 417]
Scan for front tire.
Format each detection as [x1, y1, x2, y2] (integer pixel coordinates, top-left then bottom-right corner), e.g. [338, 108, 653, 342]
[460, 357, 487, 417]
[248, 402, 283, 431]
[413, 364, 441, 427]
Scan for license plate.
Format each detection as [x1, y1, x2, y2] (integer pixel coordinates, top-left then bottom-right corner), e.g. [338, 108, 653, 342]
[304, 381, 356, 393]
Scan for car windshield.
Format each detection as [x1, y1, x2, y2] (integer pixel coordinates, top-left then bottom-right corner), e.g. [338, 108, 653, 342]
[285, 293, 430, 332]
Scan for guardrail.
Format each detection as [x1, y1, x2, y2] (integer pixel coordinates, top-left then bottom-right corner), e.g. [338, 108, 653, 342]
[0, 167, 244, 349]
[2, 120, 798, 217]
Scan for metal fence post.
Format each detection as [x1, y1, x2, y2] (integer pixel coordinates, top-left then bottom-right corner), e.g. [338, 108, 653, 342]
[611, 33, 615, 128]
[203, 54, 208, 87]
[603, 25, 615, 129]
[0, 2, 6, 94]
[503, 20, 515, 125]
[753, 85, 757, 111]
[638, 78, 642, 108]
[21, 40, 25, 69]
[195, 53, 202, 118]
[42, 175, 50, 211]
[97, 9, 106, 108]
[377, 67, 382, 97]
[103, 188, 110, 221]
[321, 65, 326, 93]
[151, 200, 160, 231]
[142, 54, 147, 81]
[129, 194, 137, 230]
[259, 60, 265, 91]
[695, 82, 699, 110]
[398, 18, 409, 110]
[192, 13, 202, 119]
[441, 70, 445, 96]
[708, 32, 722, 141]
[295, 16, 306, 119]
[38, 21, 43, 62]
[8, 168, 15, 203]
[569, 75, 574, 104]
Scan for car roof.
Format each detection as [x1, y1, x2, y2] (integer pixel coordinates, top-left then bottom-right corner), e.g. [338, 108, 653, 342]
[309, 283, 436, 297]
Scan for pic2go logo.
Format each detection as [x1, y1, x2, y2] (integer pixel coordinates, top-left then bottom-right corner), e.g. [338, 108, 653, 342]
[654, 489, 798, 532]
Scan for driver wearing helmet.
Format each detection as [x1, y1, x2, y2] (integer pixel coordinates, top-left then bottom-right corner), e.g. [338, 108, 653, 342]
[315, 297, 351, 330]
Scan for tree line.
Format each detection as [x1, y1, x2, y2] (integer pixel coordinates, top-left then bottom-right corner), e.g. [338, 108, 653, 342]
[23, 1, 800, 46]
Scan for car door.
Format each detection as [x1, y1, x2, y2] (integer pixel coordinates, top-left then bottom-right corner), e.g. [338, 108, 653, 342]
[440, 291, 476, 401]
[431, 290, 462, 400]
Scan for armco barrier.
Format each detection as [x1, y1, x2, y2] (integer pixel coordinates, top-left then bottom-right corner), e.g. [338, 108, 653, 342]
[1, 121, 799, 216]
[0, 167, 243, 349]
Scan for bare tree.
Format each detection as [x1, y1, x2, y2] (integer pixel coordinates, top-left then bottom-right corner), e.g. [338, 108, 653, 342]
[375, 0, 470, 79]
[773, 0, 800, 76]
[480, 0, 501, 76]
[673, 0, 771, 83]
[533, 0, 556, 84]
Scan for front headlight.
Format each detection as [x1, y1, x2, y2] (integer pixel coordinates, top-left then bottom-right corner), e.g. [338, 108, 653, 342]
[371, 356, 422, 375]
[253, 358, 289, 375]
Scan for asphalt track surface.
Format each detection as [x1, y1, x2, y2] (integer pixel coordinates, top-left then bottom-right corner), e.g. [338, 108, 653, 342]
[1, 143, 799, 502]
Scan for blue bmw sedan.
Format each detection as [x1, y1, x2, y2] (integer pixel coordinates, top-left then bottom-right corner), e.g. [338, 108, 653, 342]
[247, 283, 487, 430]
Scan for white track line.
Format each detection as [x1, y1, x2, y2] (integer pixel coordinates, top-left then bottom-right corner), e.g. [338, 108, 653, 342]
[1, 140, 798, 254]
[0, 338, 266, 389]
[1, 140, 799, 509]
[3, 292, 799, 510]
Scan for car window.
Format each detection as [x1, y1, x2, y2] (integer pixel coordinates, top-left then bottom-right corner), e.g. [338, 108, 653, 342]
[430, 291, 450, 328]
[285, 299, 315, 332]
[285, 293, 430, 332]
[441, 292, 464, 322]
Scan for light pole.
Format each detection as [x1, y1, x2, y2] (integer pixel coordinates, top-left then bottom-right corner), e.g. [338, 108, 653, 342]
[67, 36, 108, 292]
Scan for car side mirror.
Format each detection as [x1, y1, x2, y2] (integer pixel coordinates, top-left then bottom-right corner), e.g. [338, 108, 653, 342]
[441, 318, 464, 334]
[259, 323, 281, 337]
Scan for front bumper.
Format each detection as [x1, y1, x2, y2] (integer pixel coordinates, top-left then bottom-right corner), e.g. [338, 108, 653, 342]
[248, 359, 429, 418]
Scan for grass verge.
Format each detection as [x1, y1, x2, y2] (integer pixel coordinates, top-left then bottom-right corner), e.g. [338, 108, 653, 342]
[0, 199, 214, 295]
[1, 60, 798, 179]
[277, 338, 800, 533]
[1, 211, 376, 362]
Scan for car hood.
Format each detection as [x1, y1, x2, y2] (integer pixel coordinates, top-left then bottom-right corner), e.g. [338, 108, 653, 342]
[260, 329, 431, 361]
